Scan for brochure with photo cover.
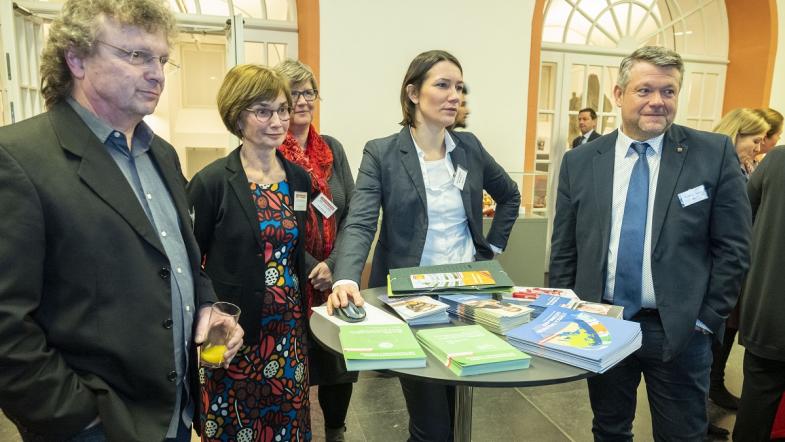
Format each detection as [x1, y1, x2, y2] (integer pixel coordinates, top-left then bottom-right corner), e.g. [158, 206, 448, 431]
[377, 294, 451, 325]
[506, 306, 641, 373]
[388, 260, 514, 294]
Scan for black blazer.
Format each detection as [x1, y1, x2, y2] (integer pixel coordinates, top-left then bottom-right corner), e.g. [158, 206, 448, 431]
[333, 127, 521, 288]
[571, 130, 601, 148]
[549, 124, 751, 360]
[187, 147, 314, 343]
[0, 103, 216, 441]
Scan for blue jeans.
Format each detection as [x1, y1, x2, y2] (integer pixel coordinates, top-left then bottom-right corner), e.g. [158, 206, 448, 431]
[586, 313, 712, 441]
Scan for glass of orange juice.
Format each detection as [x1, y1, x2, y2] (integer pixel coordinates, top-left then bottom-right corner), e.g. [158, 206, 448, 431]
[200, 301, 241, 368]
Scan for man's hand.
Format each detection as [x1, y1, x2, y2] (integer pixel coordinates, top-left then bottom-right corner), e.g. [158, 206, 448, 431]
[309, 262, 333, 291]
[326, 283, 365, 315]
[194, 305, 245, 368]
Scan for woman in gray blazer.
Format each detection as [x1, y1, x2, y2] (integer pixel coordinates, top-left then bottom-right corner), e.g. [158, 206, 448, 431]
[328, 50, 521, 442]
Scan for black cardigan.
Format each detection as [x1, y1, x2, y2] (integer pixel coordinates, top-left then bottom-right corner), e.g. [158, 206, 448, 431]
[187, 147, 314, 343]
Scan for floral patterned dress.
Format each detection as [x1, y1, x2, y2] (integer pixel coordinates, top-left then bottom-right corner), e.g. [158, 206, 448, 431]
[200, 181, 311, 442]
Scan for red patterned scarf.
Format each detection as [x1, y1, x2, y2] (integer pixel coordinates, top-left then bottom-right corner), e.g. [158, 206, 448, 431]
[278, 125, 336, 312]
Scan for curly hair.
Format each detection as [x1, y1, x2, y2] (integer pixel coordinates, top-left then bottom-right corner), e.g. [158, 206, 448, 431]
[40, 0, 175, 109]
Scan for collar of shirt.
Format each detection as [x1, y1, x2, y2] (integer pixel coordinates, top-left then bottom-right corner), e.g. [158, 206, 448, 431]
[408, 127, 457, 188]
[67, 97, 154, 157]
[408, 126, 457, 156]
[583, 129, 594, 140]
[614, 129, 665, 160]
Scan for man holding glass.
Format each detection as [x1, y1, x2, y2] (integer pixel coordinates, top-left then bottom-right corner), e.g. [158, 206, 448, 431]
[0, 1, 242, 441]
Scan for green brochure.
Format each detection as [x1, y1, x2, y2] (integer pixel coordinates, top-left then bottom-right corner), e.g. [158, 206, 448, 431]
[388, 260, 515, 294]
[339, 323, 426, 371]
[416, 325, 531, 376]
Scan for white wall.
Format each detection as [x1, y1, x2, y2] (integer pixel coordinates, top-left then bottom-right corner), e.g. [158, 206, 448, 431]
[319, 0, 536, 179]
[770, 0, 785, 114]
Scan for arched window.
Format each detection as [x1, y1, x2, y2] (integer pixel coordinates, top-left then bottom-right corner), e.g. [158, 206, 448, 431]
[532, 0, 728, 256]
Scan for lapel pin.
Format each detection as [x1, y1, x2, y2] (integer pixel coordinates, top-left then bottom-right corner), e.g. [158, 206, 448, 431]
[676, 146, 684, 153]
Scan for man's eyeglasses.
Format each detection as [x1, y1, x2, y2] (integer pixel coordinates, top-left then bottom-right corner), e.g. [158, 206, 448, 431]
[97, 40, 180, 73]
[246, 106, 292, 123]
[291, 89, 318, 102]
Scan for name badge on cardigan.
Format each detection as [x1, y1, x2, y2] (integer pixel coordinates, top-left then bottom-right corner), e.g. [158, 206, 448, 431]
[293, 191, 308, 211]
[312, 193, 337, 218]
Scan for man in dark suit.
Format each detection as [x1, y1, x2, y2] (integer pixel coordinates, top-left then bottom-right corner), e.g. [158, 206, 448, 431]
[549, 46, 751, 440]
[0, 1, 242, 441]
[571, 107, 601, 147]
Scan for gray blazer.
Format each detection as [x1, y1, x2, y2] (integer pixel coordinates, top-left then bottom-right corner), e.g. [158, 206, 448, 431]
[333, 127, 521, 288]
[549, 124, 751, 360]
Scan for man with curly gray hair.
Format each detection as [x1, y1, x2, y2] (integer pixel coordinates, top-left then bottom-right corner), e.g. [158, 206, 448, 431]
[0, 1, 243, 441]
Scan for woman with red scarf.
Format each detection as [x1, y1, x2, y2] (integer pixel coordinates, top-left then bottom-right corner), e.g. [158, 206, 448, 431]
[274, 59, 357, 442]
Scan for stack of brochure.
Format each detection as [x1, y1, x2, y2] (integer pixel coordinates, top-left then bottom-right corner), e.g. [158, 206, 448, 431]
[311, 304, 427, 371]
[500, 286, 579, 305]
[416, 325, 531, 376]
[439, 294, 533, 334]
[377, 294, 450, 325]
[505, 306, 642, 373]
[528, 295, 624, 319]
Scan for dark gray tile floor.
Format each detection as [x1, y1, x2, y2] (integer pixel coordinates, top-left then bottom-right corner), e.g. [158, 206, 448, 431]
[0, 343, 745, 441]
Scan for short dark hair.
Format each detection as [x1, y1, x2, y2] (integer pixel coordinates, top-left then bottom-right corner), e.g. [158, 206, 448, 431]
[578, 108, 597, 120]
[399, 50, 462, 127]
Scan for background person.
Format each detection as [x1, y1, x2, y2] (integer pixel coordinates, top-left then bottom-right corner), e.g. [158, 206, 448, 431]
[753, 107, 783, 163]
[571, 107, 600, 147]
[274, 58, 358, 442]
[327, 49, 521, 442]
[187, 65, 312, 441]
[734, 145, 785, 441]
[454, 84, 470, 128]
[549, 46, 751, 440]
[714, 108, 768, 178]
[0, 0, 243, 440]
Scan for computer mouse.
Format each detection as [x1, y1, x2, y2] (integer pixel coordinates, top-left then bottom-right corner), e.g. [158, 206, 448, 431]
[334, 300, 366, 323]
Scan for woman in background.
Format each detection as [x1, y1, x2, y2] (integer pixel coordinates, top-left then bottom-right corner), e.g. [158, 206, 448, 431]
[753, 107, 783, 164]
[188, 65, 313, 441]
[707, 108, 769, 414]
[327, 50, 521, 441]
[274, 59, 357, 442]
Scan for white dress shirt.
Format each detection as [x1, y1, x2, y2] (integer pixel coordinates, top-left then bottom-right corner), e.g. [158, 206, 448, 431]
[411, 130, 476, 266]
[604, 130, 663, 309]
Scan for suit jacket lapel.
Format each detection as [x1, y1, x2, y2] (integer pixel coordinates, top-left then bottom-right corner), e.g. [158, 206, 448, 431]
[593, 131, 617, 256]
[651, 126, 688, 251]
[398, 127, 427, 211]
[226, 148, 265, 252]
[448, 137, 473, 222]
[51, 104, 166, 256]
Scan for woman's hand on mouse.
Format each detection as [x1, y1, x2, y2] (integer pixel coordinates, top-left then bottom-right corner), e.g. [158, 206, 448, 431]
[326, 282, 365, 315]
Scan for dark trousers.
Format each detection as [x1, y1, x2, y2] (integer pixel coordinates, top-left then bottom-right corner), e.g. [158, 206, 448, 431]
[733, 350, 785, 441]
[64, 417, 191, 442]
[586, 313, 712, 441]
[710, 326, 738, 387]
[318, 382, 353, 429]
[400, 378, 455, 442]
